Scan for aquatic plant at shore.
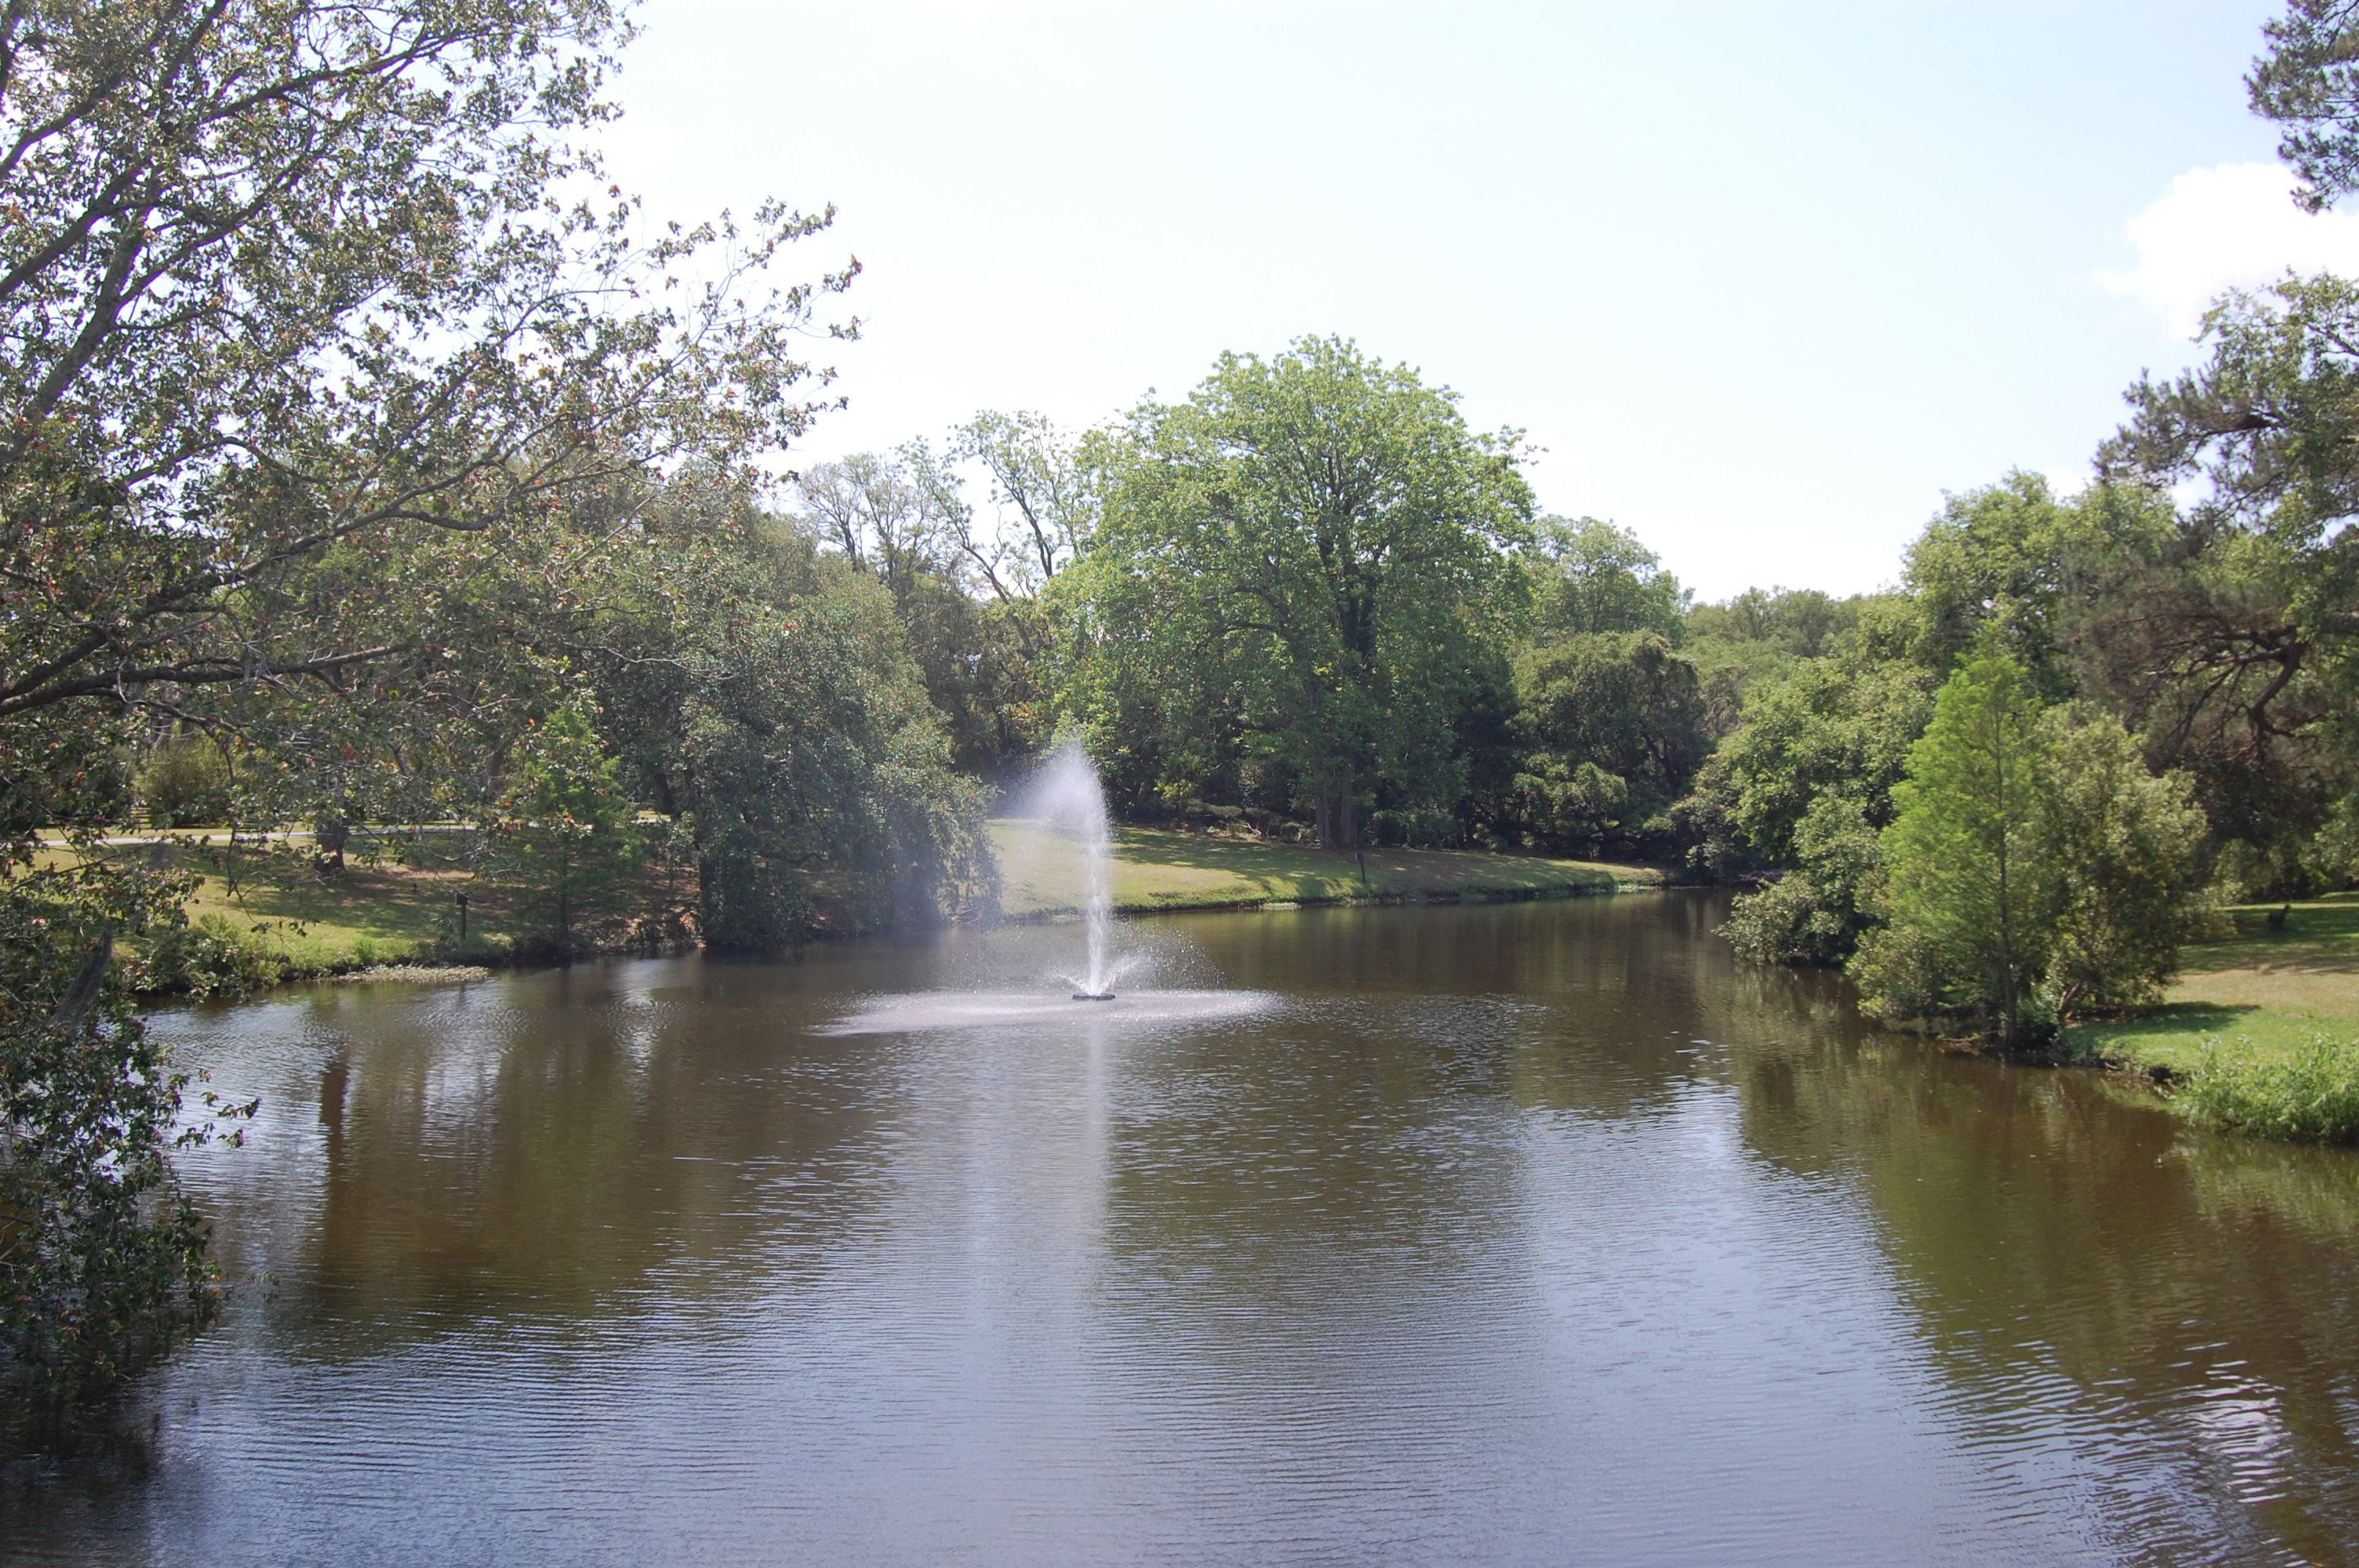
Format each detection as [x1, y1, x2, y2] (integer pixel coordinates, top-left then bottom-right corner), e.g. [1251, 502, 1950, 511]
[2177, 1033, 2359, 1144]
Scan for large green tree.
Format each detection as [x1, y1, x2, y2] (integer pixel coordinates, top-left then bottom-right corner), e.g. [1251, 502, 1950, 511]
[576, 475, 989, 949]
[1065, 338, 1532, 844]
[0, 0, 849, 821]
[2093, 274, 2359, 887]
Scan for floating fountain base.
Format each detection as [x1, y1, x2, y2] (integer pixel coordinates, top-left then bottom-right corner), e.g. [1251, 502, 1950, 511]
[1071, 992, 1117, 1002]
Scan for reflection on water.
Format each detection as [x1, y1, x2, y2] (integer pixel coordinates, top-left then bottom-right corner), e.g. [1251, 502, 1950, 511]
[5, 896, 2357, 1566]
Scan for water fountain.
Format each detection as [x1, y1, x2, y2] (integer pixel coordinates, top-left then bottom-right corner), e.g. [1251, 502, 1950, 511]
[1029, 740, 1121, 1000]
[817, 741, 1274, 1036]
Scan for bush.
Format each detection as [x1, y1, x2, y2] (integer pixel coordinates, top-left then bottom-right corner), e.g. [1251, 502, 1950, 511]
[133, 734, 233, 828]
[2178, 1034, 2359, 1144]
[423, 931, 512, 968]
[1725, 874, 1848, 964]
[133, 915, 278, 1000]
[1722, 795, 1881, 964]
[1368, 807, 1458, 848]
[1847, 920, 1946, 1031]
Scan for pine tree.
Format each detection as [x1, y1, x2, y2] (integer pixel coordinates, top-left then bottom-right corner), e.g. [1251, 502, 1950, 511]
[1854, 652, 2053, 1046]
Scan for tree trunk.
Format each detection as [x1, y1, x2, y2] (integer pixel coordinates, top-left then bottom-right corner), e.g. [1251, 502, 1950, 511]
[314, 815, 350, 876]
[1994, 714, 2016, 1049]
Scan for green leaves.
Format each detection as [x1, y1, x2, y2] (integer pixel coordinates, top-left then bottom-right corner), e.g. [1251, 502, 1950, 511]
[2039, 706, 2211, 1014]
[2249, 0, 2359, 212]
[0, 843, 242, 1401]
[1510, 630, 1707, 856]
[488, 699, 642, 959]
[2, 0, 854, 826]
[1071, 336, 1533, 844]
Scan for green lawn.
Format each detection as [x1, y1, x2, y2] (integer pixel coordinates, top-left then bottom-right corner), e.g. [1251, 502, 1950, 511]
[991, 819, 1667, 917]
[38, 836, 514, 983]
[180, 858, 504, 971]
[2065, 893, 2359, 1075]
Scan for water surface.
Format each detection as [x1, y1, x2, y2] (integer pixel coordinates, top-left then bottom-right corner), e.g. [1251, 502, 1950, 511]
[7, 893, 2357, 1566]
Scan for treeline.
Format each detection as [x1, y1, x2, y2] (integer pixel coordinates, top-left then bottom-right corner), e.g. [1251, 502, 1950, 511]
[823, 356, 2347, 1059]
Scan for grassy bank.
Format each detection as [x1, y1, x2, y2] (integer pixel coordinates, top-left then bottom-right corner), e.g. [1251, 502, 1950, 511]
[37, 835, 516, 991]
[2065, 895, 2359, 1142]
[2064, 895, 2359, 1075]
[991, 819, 1670, 917]
[52, 822, 1673, 995]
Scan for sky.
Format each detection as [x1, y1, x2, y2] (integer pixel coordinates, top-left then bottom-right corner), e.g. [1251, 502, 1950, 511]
[598, 0, 2356, 599]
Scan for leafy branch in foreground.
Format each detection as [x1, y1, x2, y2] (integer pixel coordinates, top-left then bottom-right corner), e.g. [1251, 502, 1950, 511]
[1, 848, 253, 1403]
[1, 0, 855, 765]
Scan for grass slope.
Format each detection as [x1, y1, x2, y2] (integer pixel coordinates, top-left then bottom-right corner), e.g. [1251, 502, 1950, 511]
[992, 819, 1667, 918]
[38, 836, 514, 982]
[180, 861, 504, 971]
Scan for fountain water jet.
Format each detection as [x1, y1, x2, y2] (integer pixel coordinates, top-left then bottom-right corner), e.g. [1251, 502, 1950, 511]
[816, 741, 1281, 1036]
[1029, 739, 1120, 999]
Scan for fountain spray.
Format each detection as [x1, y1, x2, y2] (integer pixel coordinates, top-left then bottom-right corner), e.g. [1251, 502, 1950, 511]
[1030, 739, 1119, 999]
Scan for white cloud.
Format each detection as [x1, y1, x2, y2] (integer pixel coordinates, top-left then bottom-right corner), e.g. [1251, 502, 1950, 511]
[2099, 162, 2359, 336]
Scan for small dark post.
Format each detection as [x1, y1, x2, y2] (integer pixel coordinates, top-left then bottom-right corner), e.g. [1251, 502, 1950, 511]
[1357, 850, 1368, 891]
[455, 891, 470, 939]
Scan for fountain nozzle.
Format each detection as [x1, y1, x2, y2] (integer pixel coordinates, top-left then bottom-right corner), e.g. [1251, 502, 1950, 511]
[1072, 992, 1116, 1002]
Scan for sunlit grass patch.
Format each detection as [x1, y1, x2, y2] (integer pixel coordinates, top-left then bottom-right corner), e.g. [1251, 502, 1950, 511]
[989, 819, 1666, 919]
[2059, 895, 2359, 1142]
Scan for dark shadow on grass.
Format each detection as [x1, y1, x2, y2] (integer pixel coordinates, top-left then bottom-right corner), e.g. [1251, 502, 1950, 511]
[1114, 829, 1366, 881]
[2078, 1003, 2263, 1043]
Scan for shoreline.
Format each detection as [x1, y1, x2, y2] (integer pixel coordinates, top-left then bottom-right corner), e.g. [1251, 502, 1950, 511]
[111, 821, 1691, 996]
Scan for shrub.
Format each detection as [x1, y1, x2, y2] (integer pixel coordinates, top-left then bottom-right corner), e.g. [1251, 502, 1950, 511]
[1722, 795, 1881, 964]
[133, 734, 234, 828]
[133, 915, 278, 1000]
[2178, 1034, 2359, 1144]
[2, 856, 248, 1404]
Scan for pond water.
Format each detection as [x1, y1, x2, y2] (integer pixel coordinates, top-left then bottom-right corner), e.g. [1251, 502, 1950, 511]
[7, 892, 2359, 1566]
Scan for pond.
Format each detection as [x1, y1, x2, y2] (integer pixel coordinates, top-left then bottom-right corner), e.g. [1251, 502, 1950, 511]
[7, 892, 2358, 1566]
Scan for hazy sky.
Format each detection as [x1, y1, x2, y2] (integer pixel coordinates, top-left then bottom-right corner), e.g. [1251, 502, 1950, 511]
[601, 0, 2351, 599]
